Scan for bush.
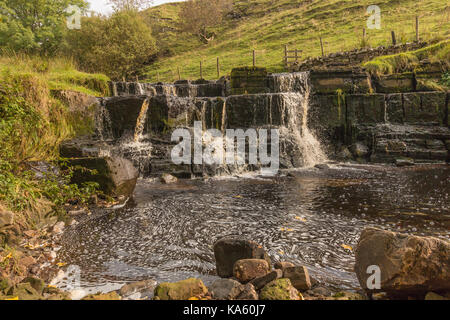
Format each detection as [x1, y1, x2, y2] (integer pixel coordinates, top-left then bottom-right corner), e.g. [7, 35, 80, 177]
[66, 10, 157, 80]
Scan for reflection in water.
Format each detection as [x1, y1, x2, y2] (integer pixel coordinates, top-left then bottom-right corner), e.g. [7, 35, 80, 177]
[58, 164, 450, 292]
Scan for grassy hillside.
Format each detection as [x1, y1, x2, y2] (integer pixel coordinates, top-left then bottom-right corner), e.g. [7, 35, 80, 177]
[0, 55, 109, 231]
[142, 0, 449, 82]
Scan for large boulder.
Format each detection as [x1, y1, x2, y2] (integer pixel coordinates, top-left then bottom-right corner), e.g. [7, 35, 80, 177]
[355, 228, 450, 297]
[154, 278, 207, 300]
[213, 238, 271, 278]
[65, 156, 138, 198]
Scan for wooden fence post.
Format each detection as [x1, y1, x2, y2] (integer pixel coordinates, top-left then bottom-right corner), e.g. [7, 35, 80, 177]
[284, 45, 288, 67]
[177, 67, 181, 80]
[217, 57, 220, 78]
[320, 37, 324, 56]
[415, 16, 420, 42]
[391, 31, 397, 45]
[200, 61, 203, 79]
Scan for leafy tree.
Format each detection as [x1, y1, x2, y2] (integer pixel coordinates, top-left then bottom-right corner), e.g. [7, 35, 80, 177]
[0, 0, 88, 54]
[179, 0, 233, 43]
[66, 10, 157, 80]
[108, 0, 153, 12]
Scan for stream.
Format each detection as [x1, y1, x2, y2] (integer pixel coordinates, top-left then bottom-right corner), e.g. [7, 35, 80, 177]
[56, 163, 450, 294]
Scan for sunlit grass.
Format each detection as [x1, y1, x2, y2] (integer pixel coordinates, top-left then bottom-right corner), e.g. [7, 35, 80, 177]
[143, 0, 449, 82]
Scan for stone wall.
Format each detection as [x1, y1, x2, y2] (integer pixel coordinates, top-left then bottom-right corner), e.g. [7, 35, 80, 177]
[310, 91, 450, 163]
[291, 42, 429, 72]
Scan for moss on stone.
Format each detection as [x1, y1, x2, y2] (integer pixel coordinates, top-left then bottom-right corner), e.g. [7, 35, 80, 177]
[154, 278, 207, 300]
[259, 278, 299, 300]
[81, 291, 121, 300]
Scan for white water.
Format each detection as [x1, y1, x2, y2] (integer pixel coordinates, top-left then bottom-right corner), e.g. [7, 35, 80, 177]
[134, 98, 150, 142]
[279, 73, 327, 167]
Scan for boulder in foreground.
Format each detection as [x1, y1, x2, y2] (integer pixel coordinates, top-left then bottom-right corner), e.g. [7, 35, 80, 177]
[355, 228, 450, 297]
[213, 238, 271, 278]
[65, 156, 139, 198]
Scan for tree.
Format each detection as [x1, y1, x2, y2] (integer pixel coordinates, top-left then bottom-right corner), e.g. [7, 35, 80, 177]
[108, 0, 153, 12]
[179, 0, 233, 43]
[0, 0, 88, 54]
[66, 10, 157, 80]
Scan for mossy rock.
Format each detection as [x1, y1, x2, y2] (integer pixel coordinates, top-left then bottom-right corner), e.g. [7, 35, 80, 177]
[21, 277, 45, 295]
[81, 291, 121, 300]
[7, 283, 42, 300]
[332, 291, 366, 300]
[46, 292, 72, 300]
[259, 279, 300, 300]
[0, 276, 10, 294]
[154, 278, 207, 300]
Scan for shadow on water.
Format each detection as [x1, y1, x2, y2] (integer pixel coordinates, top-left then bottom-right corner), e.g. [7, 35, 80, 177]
[58, 164, 450, 292]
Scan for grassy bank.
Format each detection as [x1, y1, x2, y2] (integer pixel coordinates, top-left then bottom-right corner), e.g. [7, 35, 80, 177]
[363, 39, 450, 74]
[142, 0, 449, 82]
[0, 55, 109, 237]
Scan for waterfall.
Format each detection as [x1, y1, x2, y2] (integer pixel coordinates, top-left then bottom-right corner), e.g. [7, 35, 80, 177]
[136, 82, 144, 95]
[271, 72, 308, 93]
[111, 82, 118, 97]
[280, 72, 327, 167]
[134, 98, 150, 142]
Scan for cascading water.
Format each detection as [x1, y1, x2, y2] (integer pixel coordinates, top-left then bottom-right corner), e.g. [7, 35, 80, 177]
[278, 72, 328, 167]
[134, 98, 150, 142]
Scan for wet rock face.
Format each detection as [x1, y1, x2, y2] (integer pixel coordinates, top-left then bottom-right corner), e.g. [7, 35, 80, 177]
[213, 238, 271, 278]
[65, 156, 139, 198]
[309, 69, 372, 94]
[110, 80, 225, 98]
[354, 228, 450, 297]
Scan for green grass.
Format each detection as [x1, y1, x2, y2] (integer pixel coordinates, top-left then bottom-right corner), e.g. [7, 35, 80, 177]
[142, 0, 449, 82]
[363, 39, 450, 74]
[0, 54, 108, 233]
[0, 54, 110, 96]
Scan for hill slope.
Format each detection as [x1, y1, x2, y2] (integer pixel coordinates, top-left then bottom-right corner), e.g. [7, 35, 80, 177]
[142, 0, 449, 82]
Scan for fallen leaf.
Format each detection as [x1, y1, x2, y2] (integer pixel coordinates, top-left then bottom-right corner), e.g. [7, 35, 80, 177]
[298, 292, 304, 300]
[278, 250, 285, 255]
[56, 262, 67, 267]
[5, 296, 19, 300]
[295, 216, 307, 222]
[47, 284, 57, 289]
[188, 297, 200, 300]
[233, 195, 242, 199]
[341, 244, 353, 251]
